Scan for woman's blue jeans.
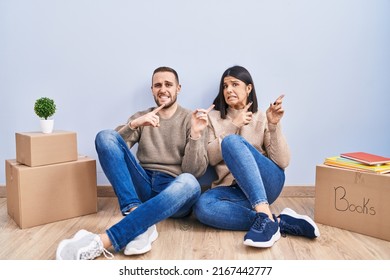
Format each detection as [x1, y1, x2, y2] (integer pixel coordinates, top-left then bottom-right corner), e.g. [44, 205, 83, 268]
[95, 129, 201, 251]
[193, 134, 285, 231]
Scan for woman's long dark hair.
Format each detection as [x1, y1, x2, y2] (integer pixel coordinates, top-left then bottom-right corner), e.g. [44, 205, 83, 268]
[213, 65, 258, 119]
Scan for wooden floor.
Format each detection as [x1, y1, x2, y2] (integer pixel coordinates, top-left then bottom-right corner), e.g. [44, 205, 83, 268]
[1, 193, 390, 260]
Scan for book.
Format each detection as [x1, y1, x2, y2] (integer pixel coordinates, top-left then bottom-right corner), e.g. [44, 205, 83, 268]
[340, 152, 390, 166]
[324, 156, 390, 174]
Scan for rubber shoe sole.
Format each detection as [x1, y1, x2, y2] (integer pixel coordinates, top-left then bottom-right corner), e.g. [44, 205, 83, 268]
[243, 229, 281, 248]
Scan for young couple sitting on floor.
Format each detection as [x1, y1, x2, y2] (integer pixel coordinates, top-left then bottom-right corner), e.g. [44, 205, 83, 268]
[56, 66, 319, 260]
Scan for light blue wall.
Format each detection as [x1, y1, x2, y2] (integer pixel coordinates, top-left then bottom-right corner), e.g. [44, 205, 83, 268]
[1, 0, 389, 186]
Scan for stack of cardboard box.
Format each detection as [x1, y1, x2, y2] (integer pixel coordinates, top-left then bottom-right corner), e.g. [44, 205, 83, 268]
[5, 131, 97, 229]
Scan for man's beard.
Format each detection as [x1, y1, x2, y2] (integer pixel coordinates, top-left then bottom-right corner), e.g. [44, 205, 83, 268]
[154, 95, 177, 109]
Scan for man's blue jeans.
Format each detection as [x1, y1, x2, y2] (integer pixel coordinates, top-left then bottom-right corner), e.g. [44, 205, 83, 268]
[194, 134, 285, 230]
[95, 130, 201, 251]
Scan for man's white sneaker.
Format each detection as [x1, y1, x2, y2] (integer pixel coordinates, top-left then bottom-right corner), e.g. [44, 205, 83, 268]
[56, 229, 113, 260]
[124, 225, 158, 255]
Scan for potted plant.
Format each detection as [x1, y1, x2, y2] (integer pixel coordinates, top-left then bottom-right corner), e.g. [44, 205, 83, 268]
[34, 97, 57, 133]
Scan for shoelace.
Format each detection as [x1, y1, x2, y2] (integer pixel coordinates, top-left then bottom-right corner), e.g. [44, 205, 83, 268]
[102, 248, 114, 259]
[80, 239, 114, 260]
[279, 220, 302, 236]
[252, 216, 268, 232]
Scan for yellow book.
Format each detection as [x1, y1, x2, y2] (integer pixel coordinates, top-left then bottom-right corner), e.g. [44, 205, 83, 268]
[324, 156, 390, 174]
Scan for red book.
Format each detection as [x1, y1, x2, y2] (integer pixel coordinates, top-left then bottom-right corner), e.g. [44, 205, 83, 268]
[340, 152, 390, 166]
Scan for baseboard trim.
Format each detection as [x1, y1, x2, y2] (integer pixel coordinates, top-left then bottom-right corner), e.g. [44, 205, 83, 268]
[0, 186, 6, 198]
[0, 185, 315, 198]
[95, 185, 315, 197]
[279, 186, 315, 197]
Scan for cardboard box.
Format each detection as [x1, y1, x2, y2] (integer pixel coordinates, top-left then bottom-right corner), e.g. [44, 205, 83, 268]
[16, 131, 78, 167]
[315, 164, 390, 241]
[6, 156, 97, 229]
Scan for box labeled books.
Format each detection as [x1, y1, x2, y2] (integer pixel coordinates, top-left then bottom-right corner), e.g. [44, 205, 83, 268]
[315, 164, 390, 241]
[5, 156, 97, 229]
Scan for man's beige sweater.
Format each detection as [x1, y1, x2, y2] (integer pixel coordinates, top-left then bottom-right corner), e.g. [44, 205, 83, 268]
[116, 105, 208, 178]
[207, 108, 290, 187]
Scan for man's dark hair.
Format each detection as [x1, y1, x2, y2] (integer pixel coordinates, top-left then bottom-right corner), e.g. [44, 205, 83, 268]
[153, 66, 180, 84]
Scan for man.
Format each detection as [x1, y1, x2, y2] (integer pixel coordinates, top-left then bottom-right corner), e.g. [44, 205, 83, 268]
[56, 66, 212, 260]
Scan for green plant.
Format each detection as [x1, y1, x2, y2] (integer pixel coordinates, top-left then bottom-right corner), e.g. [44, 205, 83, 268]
[34, 97, 56, 120]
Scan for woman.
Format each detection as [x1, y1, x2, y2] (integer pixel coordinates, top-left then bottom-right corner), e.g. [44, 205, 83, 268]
[194, 65, 319, 248]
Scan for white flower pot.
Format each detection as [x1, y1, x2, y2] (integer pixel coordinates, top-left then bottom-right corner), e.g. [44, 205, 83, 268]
[40, 119, 54, 134]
